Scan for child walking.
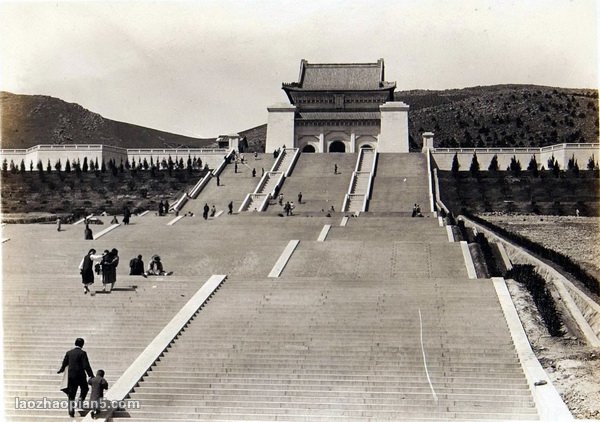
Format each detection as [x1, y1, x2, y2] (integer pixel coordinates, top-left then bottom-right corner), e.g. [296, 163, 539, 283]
[88, 369, 108, 417]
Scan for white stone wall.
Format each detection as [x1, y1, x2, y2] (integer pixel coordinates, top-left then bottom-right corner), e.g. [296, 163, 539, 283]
[431, 143, 600, 170]
[0, 145, 228, 171]
[378, 102, 409, 153]
[265, 104, 296, 153]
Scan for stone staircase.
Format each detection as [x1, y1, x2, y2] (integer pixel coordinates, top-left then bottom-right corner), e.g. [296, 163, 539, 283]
[116, 214, 540, 421]
[343, 149, 376, 213]
[264, 153, 357, 215]
[240, 148, 298, 212]
[3, 153, 558, 421]
[181, 153, 275, 216]
[369, 153, 431, 213]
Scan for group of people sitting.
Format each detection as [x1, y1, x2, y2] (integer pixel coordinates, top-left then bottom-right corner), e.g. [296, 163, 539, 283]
[129, 254, 172, 277]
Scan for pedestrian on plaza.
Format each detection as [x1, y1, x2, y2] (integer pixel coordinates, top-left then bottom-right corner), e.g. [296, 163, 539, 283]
[101, 249, 119, 292]
[57, 338, 94, 417]
[412, 204, 418, 217]
[79, 249, 103, 294]
[334, 164, 338, 174]
[203, 203, 209, 220]
[210, 205, 216, 217]
[289, 201, 295, 216]
[252, 168, 256, 177]
[84, 224, 93, 240]
[57, 217, 62, 232]
[278, 193, 284, 206]
[234, 163, 238, 173]
[216, 175, 220, 186]
[122, 206, 131, 225]
[228, 201, 233, 215]
[164, 200, 170, 214]
[298, 192, 303, 204]
[284, 201, 291, 216]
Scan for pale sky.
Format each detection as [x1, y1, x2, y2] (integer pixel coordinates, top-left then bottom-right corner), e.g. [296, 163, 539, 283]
[1, 0, 598, 138]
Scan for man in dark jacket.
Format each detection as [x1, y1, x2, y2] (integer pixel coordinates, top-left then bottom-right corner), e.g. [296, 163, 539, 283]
[57, 338, 94, 417]
[129, 255, 145, 276]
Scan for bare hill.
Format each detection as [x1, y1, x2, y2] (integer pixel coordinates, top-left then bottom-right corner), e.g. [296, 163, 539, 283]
[1, 92, 217, 149]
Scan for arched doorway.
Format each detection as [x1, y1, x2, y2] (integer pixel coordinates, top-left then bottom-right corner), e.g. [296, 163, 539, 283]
[329, 141, 346, 153]
[360, 144, 374, 149]
[302, 145, 316, 153]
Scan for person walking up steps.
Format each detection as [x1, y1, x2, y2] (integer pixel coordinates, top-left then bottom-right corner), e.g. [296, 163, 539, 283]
[57, 338, 94, 417]
[79, 249, 103, 294]
[88, 369, 108, 417]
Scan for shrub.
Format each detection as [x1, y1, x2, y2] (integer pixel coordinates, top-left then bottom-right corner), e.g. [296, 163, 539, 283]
[474, 232, 502, 276]
[463, 211, 600, 295]
[488, 154, 499, 172]
[505, 265, 563, 337]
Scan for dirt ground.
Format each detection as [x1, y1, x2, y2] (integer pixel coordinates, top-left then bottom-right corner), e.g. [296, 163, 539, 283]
[483, 215, 600, 419]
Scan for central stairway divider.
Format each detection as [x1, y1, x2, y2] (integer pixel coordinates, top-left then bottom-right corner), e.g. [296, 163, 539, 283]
[342, 148, 377, 213]
[83, 274, 227, 422]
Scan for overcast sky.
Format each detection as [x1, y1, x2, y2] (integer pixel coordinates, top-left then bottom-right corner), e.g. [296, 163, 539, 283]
[1, 0, 598, 138]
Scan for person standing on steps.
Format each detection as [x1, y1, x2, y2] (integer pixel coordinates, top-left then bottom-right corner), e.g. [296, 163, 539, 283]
[252, 168, 256, 177]
[228, 201, 233, 215]
[57, 217, 62, 232]
[79, 249, 103, 294]
[334, 164, 338, 174]
[298, 192, 303, 204]
[203, 203, 210, 220]
[101, 249, 119, 293]
[234, 162, 238, 173]
[84, 223, 93, 240]
[210, 205, 216, 217]
[57, 338, 94, 417]
[216, 175, 220, 186]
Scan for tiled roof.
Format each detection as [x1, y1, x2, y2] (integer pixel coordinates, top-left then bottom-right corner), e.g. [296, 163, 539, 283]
[288, 59, 395, 91]
[297, 112, 380, 120]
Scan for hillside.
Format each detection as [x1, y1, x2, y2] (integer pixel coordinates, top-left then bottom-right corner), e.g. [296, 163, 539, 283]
[401, 85, 598, 149]
[2, 85, 598, 152]
[0, 92, 217, 149]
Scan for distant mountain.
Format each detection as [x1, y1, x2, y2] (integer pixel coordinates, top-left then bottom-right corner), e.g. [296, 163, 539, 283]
[399, 85, 598, 149]
[2, 85, 598, 152]
[0, 92, 217, 150]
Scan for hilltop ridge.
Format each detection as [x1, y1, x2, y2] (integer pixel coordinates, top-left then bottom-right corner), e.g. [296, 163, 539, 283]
[1, 84, 598, 152]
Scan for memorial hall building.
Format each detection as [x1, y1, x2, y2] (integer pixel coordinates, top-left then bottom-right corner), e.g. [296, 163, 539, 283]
[265, 59, 410, 153]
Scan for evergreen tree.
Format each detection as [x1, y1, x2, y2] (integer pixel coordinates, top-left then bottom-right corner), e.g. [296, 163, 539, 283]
[573, 160, 580, 176]
[65, 159, 71, 173]
[75, 160, 82, 175]
[552, 161, 561, 178]
[55, 159, 62, 172]
[101, 160, 107, 173]
[143, 158, 149, 170]
[119, 160, 124, 173]
[187, 155, 192, 169]
[567, 154, 576, 171]
[527, 156, 538, 177]
[588, 155, 596, 170]
[469, 152, 480, 177]
[547, 155, 556, 170]
[19, 159, 25, 173]
[451, 153, 460, 176]
[9, 160, 16, 174]
[150, 157, 155, 168]
[82, 157, 88, 172]
[488, 154, 499, 172]
[509, 156, 521, 175]
[125, 159, 130, 170]
[36, 160, 44, 172]
[29, 161, 34, 172]
[179, 157, 184, 169]
[2, 158, 9, 173]
[95, 157, 99, 170]
[131, 158, 136, 169]
[46, 159, 52, 172]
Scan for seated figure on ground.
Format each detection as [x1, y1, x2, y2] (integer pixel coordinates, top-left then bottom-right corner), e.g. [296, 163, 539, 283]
[146, 255, 173, 276]
[129, 255, 146, 276]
